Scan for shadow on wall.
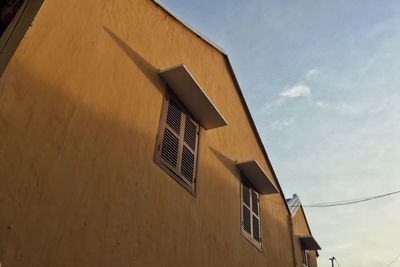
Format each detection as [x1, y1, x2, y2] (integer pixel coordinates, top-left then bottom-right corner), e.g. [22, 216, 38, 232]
[0, 27, 174, 264]
[103, 26, 164, 94]
[102, 24, 295, 267]
[0, 26, 293, 266]
[208, 145, 241, 182]
[0, 58, 160, 266]
[207, 145, 293, 266]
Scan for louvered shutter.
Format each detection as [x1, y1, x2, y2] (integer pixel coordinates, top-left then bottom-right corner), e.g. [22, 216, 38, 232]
[242, 184, 251, 234]
[302, 250, 307, 266]
[251, 191, 261, 242]
[160, 98, 182, 171]
[157, 95, 200, 192]
[241, 181, 262, 247]
[180, 116, 199, 188]
[306, 251, 311, 267]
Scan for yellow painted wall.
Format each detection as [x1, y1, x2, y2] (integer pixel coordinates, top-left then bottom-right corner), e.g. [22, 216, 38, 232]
[0, 0, 295, 266]
[292, 207, 318, 267]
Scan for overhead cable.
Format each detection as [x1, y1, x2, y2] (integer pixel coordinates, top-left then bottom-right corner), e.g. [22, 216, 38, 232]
[387, 251, 400, 267]
[334, 258, 342, 267]
[288, 190, 400, 208]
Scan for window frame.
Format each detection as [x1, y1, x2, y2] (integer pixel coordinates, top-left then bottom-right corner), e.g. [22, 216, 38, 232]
[240, 178, 263, 251]
[0, 0, 44, 76]
[0, 0, 27, 49]
[302, 249, 311, 267]
[153, 91, 200, 196]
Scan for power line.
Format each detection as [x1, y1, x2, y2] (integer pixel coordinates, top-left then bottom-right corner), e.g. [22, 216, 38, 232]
[304, 190, 400, 207]
[292, 190, 400, 208]
[387, 251, 400, 267]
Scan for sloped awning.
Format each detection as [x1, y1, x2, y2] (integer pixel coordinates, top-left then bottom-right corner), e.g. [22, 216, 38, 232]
[159, 64, 227, 130]
[299, 235, 321, 250]
[235, 160, 279, 195]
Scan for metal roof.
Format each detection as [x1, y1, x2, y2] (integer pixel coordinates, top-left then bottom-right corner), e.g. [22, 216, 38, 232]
[287, 194, 302, 215]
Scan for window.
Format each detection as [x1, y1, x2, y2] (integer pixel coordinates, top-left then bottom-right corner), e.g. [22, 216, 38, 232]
[241, 179, 262, 249]
[302, 250, 311, 267]
[0, 0, 25, 37]
[0, 0, 45, 75]
[154, 93, 200, 195]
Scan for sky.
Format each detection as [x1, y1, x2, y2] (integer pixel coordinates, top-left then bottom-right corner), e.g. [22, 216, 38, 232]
[158, 0, 400, 266]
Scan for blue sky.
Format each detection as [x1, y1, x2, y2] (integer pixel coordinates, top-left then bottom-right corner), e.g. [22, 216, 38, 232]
[159, 0, 400, 266]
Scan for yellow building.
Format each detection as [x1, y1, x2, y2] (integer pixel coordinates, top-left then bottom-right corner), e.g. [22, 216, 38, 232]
[0, 0, 321, 266]
[287, 195, 320, 267]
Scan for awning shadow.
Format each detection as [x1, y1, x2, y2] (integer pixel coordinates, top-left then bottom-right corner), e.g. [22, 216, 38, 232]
[103, 26, 165, 94]
[208, 145, 240, 181]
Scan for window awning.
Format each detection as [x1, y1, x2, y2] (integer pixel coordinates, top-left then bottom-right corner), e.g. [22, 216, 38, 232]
[235, 160, 279, 195]
[299, 235, 321, 250]
[159, 64, 227, 130]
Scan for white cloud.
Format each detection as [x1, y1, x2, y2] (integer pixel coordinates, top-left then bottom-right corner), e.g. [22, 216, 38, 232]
[259, 102, 273, 114]
[271, 118, 295, 130]
[276, 97, 285, 105]
[315, 101, 343, 109]
[280, 84, 311, 98]
[306, 68, 320, 78]
[315, 101, 369, 115]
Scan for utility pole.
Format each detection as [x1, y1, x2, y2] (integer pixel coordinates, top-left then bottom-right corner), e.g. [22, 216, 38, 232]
[329, 257, 335, 267]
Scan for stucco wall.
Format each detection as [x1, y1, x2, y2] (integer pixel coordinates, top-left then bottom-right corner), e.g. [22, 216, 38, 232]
[0, 0, 295, 266]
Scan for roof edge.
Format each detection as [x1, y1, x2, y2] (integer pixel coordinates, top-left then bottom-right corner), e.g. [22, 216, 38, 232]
[151, 0, 226, 55]
[299, 205, 316, 244]
[223, 55, 291, 215]
[289, 195, 320, 249]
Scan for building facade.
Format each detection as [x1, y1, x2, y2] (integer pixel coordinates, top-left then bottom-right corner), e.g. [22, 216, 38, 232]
[287, 195, 320, 267]
[0, 0, 320, 266]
